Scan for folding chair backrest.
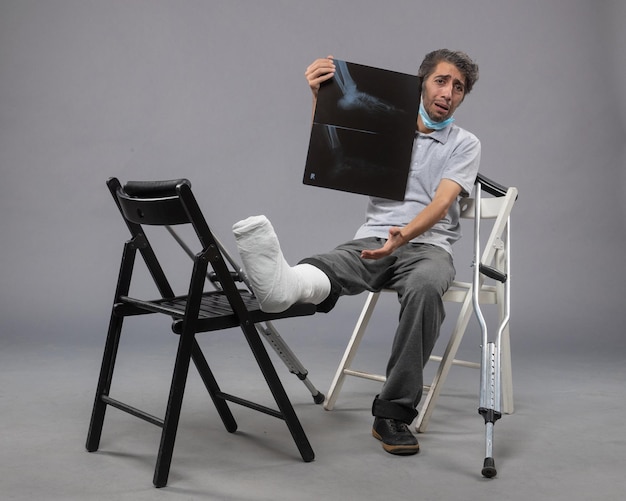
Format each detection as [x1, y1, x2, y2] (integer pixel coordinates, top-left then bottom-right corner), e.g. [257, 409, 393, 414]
[106, 177, 240, 303]
[116, 179, 194, 226]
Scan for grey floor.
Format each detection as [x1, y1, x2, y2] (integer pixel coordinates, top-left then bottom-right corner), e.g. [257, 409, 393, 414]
[2, 309, 625, 501]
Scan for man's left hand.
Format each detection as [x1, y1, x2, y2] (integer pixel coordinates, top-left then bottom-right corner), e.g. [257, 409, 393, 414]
[360, 227, 406, 260]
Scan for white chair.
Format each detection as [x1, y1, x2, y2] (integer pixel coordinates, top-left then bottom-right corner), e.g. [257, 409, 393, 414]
[323, 174, 518, 433]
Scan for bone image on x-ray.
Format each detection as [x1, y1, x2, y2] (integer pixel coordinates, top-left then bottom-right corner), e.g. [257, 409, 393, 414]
[334, 59, 401, 114]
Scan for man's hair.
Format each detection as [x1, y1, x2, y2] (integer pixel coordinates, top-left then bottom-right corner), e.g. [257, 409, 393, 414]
[417, 49, 479, 94]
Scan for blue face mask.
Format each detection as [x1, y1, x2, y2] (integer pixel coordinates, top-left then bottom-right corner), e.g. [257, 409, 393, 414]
[419, 98, 454, 130]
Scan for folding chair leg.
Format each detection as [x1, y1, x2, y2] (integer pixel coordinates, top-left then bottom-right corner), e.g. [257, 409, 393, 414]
[500, 324, 514, 414]
[495, 243, 514, 415]
[86, 312, 124, 452]
[153, 331, 196, 488]
[240, 322, 315, 462]
[416, 295, 474, 433]
[324, 292, 381, 410]
[190, 341, 237, 432]
[87, 241, 136, 452]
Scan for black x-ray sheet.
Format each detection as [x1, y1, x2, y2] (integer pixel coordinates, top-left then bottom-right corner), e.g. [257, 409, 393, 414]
[303, 60, 420, 200]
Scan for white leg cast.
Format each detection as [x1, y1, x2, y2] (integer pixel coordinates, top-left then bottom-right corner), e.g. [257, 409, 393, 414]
[232, 215, 330, 313]
[293, 263, 331, 306]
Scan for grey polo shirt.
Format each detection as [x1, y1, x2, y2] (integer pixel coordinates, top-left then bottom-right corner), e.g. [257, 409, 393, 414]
[354, 123, 481, 257]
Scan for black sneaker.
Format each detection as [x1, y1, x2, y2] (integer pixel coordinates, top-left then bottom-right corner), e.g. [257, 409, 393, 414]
[372, 417, 420, 455]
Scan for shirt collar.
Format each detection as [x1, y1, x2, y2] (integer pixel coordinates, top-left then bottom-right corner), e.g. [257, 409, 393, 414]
[416, 123, 454, 144]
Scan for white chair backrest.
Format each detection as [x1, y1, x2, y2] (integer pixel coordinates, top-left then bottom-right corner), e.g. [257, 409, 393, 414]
[458, 186, 518, 268]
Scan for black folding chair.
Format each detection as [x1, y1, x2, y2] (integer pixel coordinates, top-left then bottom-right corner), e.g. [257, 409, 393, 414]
[86, 178, 317, 487]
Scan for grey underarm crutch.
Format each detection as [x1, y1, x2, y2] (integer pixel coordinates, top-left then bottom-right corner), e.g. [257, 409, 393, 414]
[166, 226, 325, 404]
[472, 176, 511, 478]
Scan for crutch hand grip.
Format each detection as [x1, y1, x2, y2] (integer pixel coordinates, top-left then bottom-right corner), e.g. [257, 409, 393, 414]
[208, 271, 243, 283]
[479, 264, 507, 283]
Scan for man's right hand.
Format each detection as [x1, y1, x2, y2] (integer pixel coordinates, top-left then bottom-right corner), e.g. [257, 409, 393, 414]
[305, 56, 336, 98]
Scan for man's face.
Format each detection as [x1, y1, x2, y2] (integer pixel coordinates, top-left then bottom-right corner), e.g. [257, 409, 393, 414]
[421, 61, 466, 124]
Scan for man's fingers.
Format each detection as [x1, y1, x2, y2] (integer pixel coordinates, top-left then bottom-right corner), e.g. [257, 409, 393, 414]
[361, 248, 388, 260]
[305, 58, 336, 79]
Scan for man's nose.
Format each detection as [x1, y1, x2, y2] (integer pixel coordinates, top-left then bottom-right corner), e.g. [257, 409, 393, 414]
[441, 83, 453, 99]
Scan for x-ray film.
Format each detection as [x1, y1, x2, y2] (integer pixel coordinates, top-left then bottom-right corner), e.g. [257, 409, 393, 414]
[304, 60, 420, 200]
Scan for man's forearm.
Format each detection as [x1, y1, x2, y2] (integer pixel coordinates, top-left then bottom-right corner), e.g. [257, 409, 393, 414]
[400, 201, 449, 242]
[400, 178, 462, 242]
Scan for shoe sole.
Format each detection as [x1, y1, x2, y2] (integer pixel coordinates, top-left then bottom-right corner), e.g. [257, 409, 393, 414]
[372, 428, 420, 456]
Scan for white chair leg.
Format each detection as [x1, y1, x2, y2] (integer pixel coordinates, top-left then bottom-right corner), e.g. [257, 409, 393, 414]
[416, 293, 474, 433]
[324, 292, 381, 410]
[500, 324, 514, 414]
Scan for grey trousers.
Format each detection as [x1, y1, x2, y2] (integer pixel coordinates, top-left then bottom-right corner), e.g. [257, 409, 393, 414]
[300, 237, 455, 424]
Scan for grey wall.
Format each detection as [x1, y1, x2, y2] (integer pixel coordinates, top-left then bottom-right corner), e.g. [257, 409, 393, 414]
[1, 0, 625, 354]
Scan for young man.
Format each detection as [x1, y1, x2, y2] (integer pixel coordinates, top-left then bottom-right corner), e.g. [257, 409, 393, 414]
[233, 49, 480, 456]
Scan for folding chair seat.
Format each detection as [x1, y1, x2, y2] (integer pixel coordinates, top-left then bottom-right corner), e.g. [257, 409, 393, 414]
[323, 174, 518, 433]
[86, 178, 320, 487]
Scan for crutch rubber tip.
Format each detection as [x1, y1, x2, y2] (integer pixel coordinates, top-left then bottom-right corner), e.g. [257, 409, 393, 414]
[313, 392, 325, 404]
[482, 457, 497, 478]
